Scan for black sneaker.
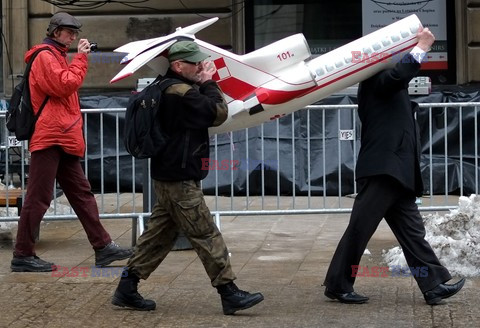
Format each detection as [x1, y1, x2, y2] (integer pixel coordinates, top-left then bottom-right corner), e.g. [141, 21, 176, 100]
[112, 272, 156, 311]
[11, 255, 55, 272]
[95, 241, 133, 267]
[217, 282, 264, 315]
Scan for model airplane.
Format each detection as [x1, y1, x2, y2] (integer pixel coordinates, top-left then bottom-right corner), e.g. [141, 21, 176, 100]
[111, 15, 423, 134]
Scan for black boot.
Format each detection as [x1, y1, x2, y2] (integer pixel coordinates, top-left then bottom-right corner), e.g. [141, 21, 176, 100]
[216, 282, 264, 315]
[95, 241, 133, 267]
[111, 271, 156, 311]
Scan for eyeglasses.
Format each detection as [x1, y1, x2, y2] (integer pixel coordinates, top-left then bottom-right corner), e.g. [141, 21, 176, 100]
[62, 28, 79, 37]
[178, 60, 202, 66]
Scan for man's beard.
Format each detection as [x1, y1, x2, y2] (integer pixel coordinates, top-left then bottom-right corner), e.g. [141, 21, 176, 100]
[183, 71, 201, 83]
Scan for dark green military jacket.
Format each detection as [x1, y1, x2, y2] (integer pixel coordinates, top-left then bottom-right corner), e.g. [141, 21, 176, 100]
[151, 69, 228, 181]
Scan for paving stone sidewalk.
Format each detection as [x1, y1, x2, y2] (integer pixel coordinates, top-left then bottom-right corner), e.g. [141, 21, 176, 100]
[0, 211, 477, 328]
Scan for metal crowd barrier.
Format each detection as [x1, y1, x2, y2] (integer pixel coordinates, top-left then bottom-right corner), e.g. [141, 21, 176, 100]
[1, 103, 479, 243]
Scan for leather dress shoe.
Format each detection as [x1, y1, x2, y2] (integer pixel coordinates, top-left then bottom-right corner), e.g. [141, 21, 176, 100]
[423, 278, 465, 305]
[324, 288, 369, 304]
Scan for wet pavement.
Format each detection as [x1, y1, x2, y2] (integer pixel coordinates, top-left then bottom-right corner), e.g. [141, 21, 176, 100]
[0, 196, 477, 328]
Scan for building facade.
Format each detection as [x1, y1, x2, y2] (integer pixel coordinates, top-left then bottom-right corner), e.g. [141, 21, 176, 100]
[1, 0, 479, 96]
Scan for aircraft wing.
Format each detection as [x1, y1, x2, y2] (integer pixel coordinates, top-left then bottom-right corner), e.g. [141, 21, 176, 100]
[110, 39, 177, 83]
[110, 17, 219, 83]
[113, 36, 165, 57]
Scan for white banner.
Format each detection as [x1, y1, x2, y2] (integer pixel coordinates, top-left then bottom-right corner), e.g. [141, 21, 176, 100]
[362, 0, 447, 39]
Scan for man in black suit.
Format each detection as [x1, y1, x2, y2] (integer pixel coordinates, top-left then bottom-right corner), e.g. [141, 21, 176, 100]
[323, 27, 465, 305]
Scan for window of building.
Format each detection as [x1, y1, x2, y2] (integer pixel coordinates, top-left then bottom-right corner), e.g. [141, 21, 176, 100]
[245, 0, 456, 84]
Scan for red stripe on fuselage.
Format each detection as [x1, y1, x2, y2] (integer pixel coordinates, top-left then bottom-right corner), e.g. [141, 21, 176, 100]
[217, 78, 257, 100]
[217, 38, 417, 105]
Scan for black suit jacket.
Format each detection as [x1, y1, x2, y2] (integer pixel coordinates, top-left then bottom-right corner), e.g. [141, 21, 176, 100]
[356, 54, 424, 196]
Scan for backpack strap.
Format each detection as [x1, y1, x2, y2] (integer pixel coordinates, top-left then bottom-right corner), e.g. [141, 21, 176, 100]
[155, 77, 187, 167]
[25, 47, 53, 120]
[156, 77, 183, 92]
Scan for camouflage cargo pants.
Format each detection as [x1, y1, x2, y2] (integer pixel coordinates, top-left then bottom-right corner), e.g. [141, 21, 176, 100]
[127, 179, 236, 286]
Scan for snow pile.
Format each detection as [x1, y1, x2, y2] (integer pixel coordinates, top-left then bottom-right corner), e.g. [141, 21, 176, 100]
[383, 194, 480, 277]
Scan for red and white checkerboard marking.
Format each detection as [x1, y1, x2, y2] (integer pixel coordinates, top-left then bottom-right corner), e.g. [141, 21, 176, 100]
[213, 57, 231, 81]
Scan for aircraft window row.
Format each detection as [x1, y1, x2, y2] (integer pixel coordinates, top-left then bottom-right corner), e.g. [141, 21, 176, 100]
[314, 22, 418, 79]
[391, 34, 400, 42]
[316, 67, 325, 76]
[401, 30, 410, 38]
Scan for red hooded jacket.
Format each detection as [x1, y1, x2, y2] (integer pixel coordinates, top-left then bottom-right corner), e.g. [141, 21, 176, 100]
[26, 41, 88, 157]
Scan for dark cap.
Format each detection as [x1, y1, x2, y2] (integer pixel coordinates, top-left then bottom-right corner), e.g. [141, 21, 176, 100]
[47, 12, 82, 35]
[168, 41, 209, 63]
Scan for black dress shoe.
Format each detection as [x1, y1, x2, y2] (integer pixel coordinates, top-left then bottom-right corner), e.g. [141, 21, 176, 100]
[423, 278, 466, 305]
[324, 288, 369, 304]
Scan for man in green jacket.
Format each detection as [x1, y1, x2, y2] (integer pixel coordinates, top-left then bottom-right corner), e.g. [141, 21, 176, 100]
[112, 41, 264, 315]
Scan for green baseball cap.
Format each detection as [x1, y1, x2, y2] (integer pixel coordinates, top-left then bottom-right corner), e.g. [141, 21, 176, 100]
[168, 41, 209, 63]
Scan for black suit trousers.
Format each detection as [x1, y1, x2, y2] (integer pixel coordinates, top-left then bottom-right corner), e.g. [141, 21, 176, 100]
[324, 175, 452, 293]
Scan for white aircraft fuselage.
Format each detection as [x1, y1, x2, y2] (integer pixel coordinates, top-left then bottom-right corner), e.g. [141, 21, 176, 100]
[111, 15, 423, 135]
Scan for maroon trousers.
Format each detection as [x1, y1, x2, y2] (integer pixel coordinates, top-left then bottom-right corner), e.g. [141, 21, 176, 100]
[14, 147, 111, 257]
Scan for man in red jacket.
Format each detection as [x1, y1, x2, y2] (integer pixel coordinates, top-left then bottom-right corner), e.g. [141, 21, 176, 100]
[11, 12, 132, 272]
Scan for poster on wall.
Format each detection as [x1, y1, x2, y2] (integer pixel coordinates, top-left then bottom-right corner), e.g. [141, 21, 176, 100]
[362, 0, 447, 70]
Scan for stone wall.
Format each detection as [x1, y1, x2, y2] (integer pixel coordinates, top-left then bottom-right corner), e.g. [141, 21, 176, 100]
[1, 0, 477, 96]
[2, 0, 239, 94]
[467, 0, 480, 82]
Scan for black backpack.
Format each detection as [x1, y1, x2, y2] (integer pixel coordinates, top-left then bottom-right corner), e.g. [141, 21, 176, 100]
[124, 76, 181, 159]
[6, 47, 52, 141]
